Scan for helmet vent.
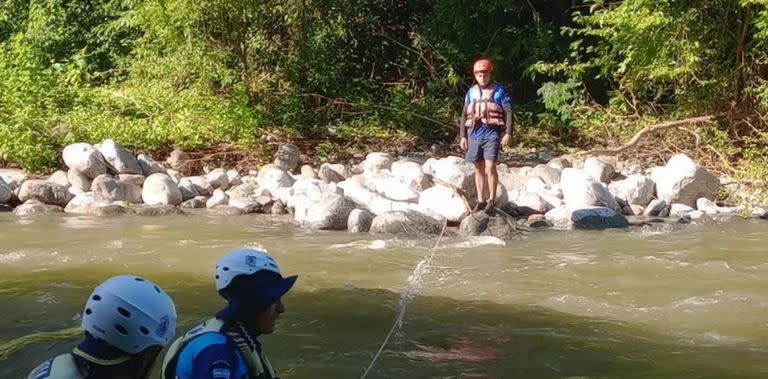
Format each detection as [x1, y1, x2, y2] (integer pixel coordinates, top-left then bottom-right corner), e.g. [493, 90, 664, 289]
[223, 266, 230, 271]
[215, 275, 220, 279]
[134, 277, 145, 282]
[117, 307, 131, 318]
[92, 295, 101, 301]
[154, 285, 161, 293]
[85, 308, 92, 315]
[139, 326, 150, 335]
[114, 324, 128, 335]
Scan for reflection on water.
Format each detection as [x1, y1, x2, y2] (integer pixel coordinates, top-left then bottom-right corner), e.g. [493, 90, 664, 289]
[0, 213, 766, 378]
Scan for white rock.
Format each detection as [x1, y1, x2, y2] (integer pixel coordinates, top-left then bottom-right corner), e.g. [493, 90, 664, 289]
[47, 170, 70, 188]
[651, 154, 720, 207]
[319, 163, 347, 183]
[226, 169, 242, 187]
[362, 152, 393, 173]
[137, 154, 165, 176]
[206, 169, 229, 190]
[294, 192, 353, 230]
[62, 143, 108, 179]
[418, 184, 468, 222]
[366, 174, 420, 203]
[273, 143, 301, 171]
[422, 158, 439, 176]
[91, 175, 143, 203]
[14, 200, 63, 216]
[608, 174, 655, 206]
[391, 160, 431, 191]
[643, 199, 668, 217]
[670, 203, 695, 217]
[525, 176, 548, 194]
[97, 139, 142, 174]
[165, 169, 183, 183]
[179, 176, 214, 199]
[532, 164, 561, 186]
[257, 164, 295, 193]
[141, 173, 183, 205]
[206, 189, 229, 208]
[546, 158, 571, 171]
[515, 192, 553, 216]
[64, 192, 112, 214]
[583, 157, 616, 183]
[561, 168, 620, 211]
[432, 156, 475, 196]
[300, 165, 318, 179]
[0, 168, 27, 190]
[118, 174, 145, 187]
[348, 209, 374, 233]
[18, 180, 72, 207]
[370, 211, 445, 235]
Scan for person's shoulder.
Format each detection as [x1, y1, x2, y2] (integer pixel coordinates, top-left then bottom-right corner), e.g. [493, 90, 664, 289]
[180, 331, 230, 355]
[493, 82, 510, 93]
[27, 354, 75, 379]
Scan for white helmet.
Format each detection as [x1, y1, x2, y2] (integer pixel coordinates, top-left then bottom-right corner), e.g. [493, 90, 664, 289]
[215, 248, 282, 292]
[82, 275, 177, 354]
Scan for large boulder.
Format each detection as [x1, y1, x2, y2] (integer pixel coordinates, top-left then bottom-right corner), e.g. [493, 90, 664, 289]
[370, 211, 445, 235]
[18, 180, 72, 207]
[62, 143, 109, 179]
[514, 192, 553, 216]
[362, 152, 393, 173]
[0, 177, 13, 204]
[608, 174, 655, 206]
[418, 184, 468, 222]
[366, 174, 420, 203]
[179, 176, 214, 199]
[91, 175, 143, 203]
[64, 192, 112, 214]
[137, 154, 165, 176]
[459, 211, 489, 235]
[561, 168, 620, 211]
[206, 189, 229, 208]
[532, 165, 561, 186]
[432, 156, 475, 195]
[206, 169, 229, 190]
[47, 170, 70, 188]
[391, 160, 431, 191]
[257, 165, 295, 193]
[97, 139, 142, 175]
[545, 207, 574, 230]
[583, 157, 616, 184]
[294, 192, 353, 230]
[571, 207, 629, 230]
[67, 169, 91, 193]
[0, 168, 27, 190]
[338, 178, 417, 215]
[651, 154, 720, 207]
[273, 143, 301, 171]
[643, 199, 669, 217]
[348, 209, 373, 233]
[498, 171, 531, 192]
[141, 173, 183, 205]
[14, 200, 63, 216]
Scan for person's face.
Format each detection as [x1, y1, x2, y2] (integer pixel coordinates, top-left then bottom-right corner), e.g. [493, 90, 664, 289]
[474, 70, 491, 86]
[249, 298, 285, 335]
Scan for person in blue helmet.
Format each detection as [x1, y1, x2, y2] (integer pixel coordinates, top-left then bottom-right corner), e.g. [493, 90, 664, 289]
[459, 57, 513, 215]
[26, 275, 177, 379]
[162, 248, 298, 379]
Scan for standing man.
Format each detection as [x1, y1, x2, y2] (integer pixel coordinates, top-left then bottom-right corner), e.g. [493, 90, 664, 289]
[27, 275, 177, 379]
[162, 248, 297, 379]
[459, 57, 513, 214]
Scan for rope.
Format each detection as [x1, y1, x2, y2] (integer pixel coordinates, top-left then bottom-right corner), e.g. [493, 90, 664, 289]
[359, 218, 449, 379]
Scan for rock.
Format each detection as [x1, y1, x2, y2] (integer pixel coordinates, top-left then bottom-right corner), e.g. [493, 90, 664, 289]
[459, 211, 490, 235]
[294, 192, 353, 230]
[583, 157, 616, 184]
[339, 178, 417, 216]
[300, 165, 318, 179]
[432, 156, 476, 196]
[141, 173, 183, 206]
[47, 170, 70, 188]
[91, 175, 143, 203]
[14, 200, 63, 216]
[348, 209, 374, 233]
[164, 169, 183, 184]
[228, 197, 260, 213]
[273, 143, 301, 171]
[133, 205, 186, 216]
[678, 210, 714, 225]
[370, 211, 445, 235]
[66, 169, 91, 193]
[254, 196, 272, 208]
[643, 199, 668, 217]
[17, 180, 72, 207]
[362, 152, 393, 173]
[227, 182, 259, 199]
[532, 165, 561, 186]
[0, 168, 28, 190]
[64, 193, 112, 214]
[257, 164, 295, 193]
[97, 139, 142, 174]
[391, 160, 431, 191]
[525, 176, 548, 194]
[226, 169, 242, 187]
[651, 154, 720, 207]
[545, 207, 573, 230]
[137, 154, 165, 176]
[546, 158, 571, 171]
[366, 174, 420, 203]
[178, 176, 214, 199]
[118, 174, 145, 187]
[206, 189, 229, 208]
[561, 168, 620, 211]
[165, 149, 190, 171]
[526, 214, 551, 228]
[695, 197, 733, 215]
[498, 171, 530, 192]
[571, 207, 630, 229]
[179, 196, 206, 209]
[418, 184, 468, 222]
[629, 204, 645, 216]
[608, 174, 655, 206]
[422, 158, 438, 176]
[515, 192, 553, 216]
[271, 201, 287, 215]
[206, 169, 230, 190]
[62, 143, 109, 179]
[209, 205, 245, 216]
[319, 163, 346, 183]
[670, 203, 695, 217]
[623, 164, 643, 176]
[0, 177, 12, 204]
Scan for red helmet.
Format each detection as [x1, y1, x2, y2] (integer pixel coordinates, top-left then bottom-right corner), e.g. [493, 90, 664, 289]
[472, 58, 493, 73]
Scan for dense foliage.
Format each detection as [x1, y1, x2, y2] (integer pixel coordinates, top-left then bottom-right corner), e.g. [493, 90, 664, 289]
[0, 0, 766, 173]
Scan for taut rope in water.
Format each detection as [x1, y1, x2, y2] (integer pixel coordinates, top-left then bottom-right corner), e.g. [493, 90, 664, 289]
[359, 218, 449, 379]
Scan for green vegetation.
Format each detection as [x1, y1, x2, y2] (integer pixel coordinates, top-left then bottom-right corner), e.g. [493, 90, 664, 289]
[1, 0, 767, 181]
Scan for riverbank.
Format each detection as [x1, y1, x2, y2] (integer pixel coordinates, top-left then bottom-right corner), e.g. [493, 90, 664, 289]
[0, 139, 765, 235]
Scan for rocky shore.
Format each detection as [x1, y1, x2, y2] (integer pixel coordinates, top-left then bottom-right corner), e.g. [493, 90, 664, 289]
[1, 140, 765, 237]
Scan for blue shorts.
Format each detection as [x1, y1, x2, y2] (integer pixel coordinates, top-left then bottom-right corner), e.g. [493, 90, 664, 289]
[465, 138, 500, 163]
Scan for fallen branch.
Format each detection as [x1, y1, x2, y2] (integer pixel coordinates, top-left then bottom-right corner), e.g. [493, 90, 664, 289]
[584, 115, 719, 156]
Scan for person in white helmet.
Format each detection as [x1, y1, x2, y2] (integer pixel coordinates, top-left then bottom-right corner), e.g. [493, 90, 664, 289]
[26, 275, 177, 379]
[162, 248, 297, 379]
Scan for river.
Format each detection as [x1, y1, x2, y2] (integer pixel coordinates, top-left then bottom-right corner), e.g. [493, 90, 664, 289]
[0, 212, 766, 378]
